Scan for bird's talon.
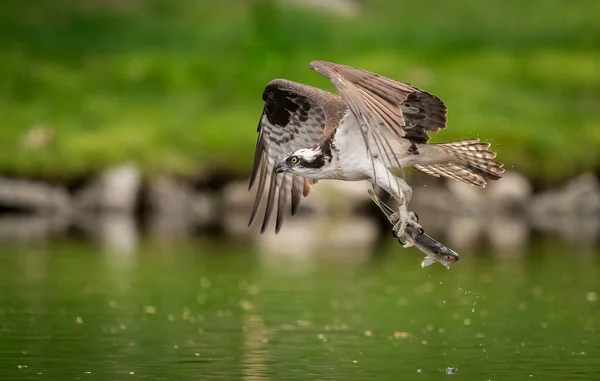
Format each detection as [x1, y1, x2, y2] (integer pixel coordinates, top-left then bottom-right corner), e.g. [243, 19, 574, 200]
[389, 212, 400, 225]
[412, 212, 419, 223]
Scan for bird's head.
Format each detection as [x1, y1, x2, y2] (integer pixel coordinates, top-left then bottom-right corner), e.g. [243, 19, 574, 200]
[275, 147, 329, 178]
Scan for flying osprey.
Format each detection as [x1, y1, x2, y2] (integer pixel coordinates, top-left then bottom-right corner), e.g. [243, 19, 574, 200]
[248, 61, 504, 237]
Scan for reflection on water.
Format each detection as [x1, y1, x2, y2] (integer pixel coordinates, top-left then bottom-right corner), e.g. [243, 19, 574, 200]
[0, 236, 599, 380]
[2, 207, 599, 257]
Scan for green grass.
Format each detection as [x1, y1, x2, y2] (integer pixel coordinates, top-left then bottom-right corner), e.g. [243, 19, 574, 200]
[1, 0, 599, 183]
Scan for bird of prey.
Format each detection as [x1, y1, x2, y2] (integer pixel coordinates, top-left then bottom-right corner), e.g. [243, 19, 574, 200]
[248, 60, 504, 238]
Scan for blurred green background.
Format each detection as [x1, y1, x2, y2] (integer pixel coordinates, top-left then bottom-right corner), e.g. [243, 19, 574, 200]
[1, 0, 599, 183]
[1, 3, 600, 379]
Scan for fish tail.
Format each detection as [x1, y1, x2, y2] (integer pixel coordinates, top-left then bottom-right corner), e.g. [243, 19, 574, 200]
[421, 256, 436, 268]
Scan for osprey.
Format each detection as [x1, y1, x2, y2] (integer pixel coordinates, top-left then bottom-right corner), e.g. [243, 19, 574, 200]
[248, 61, 504, 237]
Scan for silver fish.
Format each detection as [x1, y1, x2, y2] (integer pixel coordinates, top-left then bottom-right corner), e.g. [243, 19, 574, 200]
[368, 189, 460, 269]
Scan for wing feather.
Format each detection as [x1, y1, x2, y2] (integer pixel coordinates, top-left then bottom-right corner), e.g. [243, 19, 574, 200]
[248, 153, 269, 227]
[276, 173, 293, 232]
[261, 169, 280, 233]
[309, 60, 447, 144]
[290, 175, 304, 215]
[249, 79, 340, 233]
[308, 61, 451, 201]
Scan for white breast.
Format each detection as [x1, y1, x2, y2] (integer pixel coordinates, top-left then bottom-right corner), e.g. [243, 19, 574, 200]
[328, 112, 374, 181]
[331, 112, 422, 179]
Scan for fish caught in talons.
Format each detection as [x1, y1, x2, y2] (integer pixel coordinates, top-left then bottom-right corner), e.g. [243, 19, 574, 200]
[368, 189, 460, 269]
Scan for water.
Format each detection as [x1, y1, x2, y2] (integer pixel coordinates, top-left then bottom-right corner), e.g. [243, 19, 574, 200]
[0, 237, 598, 380]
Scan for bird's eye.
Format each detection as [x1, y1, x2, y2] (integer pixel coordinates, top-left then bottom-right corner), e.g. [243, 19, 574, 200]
[445, 255, 453, 260]
[290, 156, 299, 165]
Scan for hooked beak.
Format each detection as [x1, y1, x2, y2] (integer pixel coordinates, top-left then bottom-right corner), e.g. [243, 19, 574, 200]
[275, 161, 290, 174]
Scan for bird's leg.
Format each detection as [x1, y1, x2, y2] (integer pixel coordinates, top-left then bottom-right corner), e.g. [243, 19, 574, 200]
[372, 166, 422, 240]
[390, 210, 420, 242]
[389, 201, 421, 240]
[386, 178, 422, 239]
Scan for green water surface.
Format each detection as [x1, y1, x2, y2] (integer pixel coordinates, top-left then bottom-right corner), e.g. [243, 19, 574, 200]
[0, 238, 598, 380]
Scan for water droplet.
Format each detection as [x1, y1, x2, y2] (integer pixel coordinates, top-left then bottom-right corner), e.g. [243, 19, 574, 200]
[586, 292, 597, 302]
[144, 305, 156, 314]
[200, 277, 211, 288]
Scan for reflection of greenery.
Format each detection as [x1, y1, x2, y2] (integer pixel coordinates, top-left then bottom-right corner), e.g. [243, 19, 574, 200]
[1, 0, 599, 182]
[1, 238, 599, 378]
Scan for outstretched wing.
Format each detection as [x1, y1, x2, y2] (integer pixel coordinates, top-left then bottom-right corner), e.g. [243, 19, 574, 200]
[248, 79, 335, 234]
[309, 60, 447, 145]
[308, 60, 447, 201]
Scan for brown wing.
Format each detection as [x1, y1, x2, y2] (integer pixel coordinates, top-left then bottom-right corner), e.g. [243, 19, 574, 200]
[248, 79, 336, 234]
[309, 60, 447, 144]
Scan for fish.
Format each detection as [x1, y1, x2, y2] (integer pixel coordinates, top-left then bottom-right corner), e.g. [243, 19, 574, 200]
[368, 189, 460, 269]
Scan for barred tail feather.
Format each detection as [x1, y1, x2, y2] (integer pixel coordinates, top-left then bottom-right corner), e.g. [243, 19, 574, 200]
[414, 139, 504, 187]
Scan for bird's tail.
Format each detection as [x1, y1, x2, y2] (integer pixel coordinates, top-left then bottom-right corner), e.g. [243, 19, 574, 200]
[414, 139, 504, 187]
